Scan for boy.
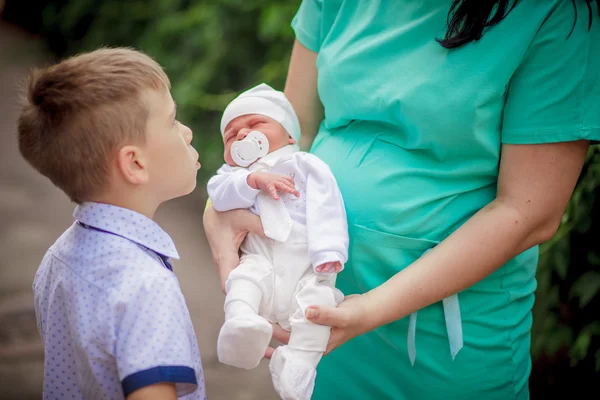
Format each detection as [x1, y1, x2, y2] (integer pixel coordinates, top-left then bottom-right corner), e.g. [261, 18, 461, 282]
[207, 83, 348, 400]
[17, 47, 205, 400]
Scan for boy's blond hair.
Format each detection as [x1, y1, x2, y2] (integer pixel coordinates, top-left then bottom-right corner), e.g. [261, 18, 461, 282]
[17, 47, 170, 203]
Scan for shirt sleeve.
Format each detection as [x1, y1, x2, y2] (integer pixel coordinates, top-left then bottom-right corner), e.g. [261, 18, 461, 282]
[291, 0, 324, 52]
[206, 164, 259, 211]
[501, 1, 600, 144]
[112, 271, 200, 397]
[301, 153, 349, 270]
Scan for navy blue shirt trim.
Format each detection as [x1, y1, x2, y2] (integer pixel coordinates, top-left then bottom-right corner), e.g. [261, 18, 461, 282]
[122, 365, 197, 396]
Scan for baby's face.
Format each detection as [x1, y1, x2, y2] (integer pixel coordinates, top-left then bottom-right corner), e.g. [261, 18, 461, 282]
[222, 114, 296, 166]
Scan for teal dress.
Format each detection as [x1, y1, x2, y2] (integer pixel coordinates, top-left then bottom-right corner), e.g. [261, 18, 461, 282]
[291, 1, 600, 399]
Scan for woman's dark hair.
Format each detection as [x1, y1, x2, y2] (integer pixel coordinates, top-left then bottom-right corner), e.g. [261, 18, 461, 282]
[438, 0, 600, 48]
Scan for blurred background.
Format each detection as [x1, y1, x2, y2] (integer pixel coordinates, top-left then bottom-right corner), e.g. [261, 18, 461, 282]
[0, 0, 598, 399]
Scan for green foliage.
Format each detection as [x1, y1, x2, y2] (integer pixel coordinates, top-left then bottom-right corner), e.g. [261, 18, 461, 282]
[31, 0, 600, 390]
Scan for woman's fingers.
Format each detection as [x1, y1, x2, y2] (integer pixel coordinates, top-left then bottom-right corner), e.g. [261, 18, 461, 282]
[264, 323, 291, 359]
[271, 323, 291, 343]
[264, 346, 275, 359]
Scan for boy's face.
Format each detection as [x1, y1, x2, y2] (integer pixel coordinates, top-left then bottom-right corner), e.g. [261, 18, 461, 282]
[222, 114, 295, 166]
[143, 88, 200, 200]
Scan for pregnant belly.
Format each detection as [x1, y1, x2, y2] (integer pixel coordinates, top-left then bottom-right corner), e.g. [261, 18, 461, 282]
[309, 125, 497, 241]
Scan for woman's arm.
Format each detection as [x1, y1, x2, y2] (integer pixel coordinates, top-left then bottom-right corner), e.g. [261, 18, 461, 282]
[306, 140, 591, 351]
[203, 207, 265, 294]
[284, 39, 323, 149]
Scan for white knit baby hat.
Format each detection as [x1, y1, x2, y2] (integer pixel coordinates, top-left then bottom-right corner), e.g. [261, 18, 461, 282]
[220, 83, 301, 142]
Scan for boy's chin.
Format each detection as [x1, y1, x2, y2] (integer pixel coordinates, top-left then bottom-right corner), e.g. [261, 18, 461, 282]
[180, 177, 198, 196]
[163, 176, 198, 201]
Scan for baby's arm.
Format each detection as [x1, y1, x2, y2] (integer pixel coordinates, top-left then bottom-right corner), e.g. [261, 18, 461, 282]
[207, 165, 260, 211]
[301, 154, 350, 274]
[207, 165, 300, 211]
[248, 171, 300, 200]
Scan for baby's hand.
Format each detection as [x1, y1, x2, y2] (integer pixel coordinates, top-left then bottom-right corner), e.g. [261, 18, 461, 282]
[315, 261, 342, 273]
[248, 172, 300, 200]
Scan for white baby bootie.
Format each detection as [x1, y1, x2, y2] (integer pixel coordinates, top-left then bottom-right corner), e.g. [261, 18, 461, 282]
[269, 346, 317, 400]
[217, 314, 272, 370]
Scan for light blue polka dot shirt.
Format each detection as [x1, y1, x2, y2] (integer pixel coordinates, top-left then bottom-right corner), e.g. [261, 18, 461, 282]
[33, 202, 206, 399]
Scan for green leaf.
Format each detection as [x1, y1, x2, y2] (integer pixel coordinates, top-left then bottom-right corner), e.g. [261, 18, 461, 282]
[570, 322, 600, 365]
[587, 251, 600, 266]
[554, 250, 570, 280]
[569, 271, 600, 307]
[546, 324, 572, 355]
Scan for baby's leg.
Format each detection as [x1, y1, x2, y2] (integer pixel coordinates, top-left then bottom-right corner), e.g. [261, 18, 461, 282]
[218, 254, 274, 370]
[269, 272, 343, 400]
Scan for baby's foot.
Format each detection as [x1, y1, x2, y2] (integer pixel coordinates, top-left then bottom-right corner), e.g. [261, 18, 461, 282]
[217, 314, 272, 369]
[269, 346, 317, 400]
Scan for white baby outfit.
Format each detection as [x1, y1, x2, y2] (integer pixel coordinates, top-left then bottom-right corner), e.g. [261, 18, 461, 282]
[208, 83, 349, 400]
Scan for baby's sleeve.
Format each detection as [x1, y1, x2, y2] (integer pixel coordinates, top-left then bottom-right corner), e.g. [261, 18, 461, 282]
[111, 272, 202, 398]
[207, 164, 260, 211]
[302, 153, 349, 270]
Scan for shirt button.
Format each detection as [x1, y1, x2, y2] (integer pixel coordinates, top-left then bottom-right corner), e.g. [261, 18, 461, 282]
[276, 268, 284, 277]
[278, 304, 287, 313]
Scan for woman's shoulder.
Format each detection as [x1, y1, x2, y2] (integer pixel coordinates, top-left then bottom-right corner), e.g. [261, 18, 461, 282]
[508, 0, 598, 37]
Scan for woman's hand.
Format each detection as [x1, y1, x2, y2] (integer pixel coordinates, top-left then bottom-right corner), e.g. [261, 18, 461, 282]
[202, 204, 265, 294]
[264, 323, 291, 359]
[264, 294, 376, 358]
[305, 294, 375, 354]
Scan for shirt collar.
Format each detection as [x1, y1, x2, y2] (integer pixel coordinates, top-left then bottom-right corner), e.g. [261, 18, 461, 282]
[251, 144, 299, 170]
[73, 202, 180, 260]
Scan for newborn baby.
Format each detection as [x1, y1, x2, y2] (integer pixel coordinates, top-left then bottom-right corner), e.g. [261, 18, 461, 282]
[207, 83, 349, 400]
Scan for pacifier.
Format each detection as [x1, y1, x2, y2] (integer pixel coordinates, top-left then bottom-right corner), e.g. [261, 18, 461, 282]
[230, 131, 269, 167]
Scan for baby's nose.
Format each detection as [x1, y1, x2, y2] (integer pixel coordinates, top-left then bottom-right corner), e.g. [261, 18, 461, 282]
[236, 129, 250, 140]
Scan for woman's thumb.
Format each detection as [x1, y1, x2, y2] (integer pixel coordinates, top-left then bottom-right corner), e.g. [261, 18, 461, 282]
[305, 305, 340, 326]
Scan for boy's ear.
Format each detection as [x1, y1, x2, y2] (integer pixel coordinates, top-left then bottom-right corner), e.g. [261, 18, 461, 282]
[116, 145, 149, 185]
